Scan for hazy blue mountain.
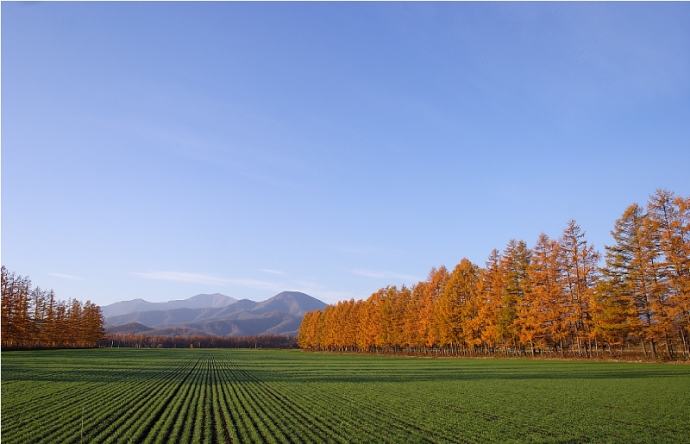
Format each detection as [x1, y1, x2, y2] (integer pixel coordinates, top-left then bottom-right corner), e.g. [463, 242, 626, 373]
[102, 293, 237, 318]
[104, 291, 327, 337]
[106, 307, 214, 327]
[251, 291, 328, 316]
[105, 322, 153, 335]
[177, 311, 303, 337]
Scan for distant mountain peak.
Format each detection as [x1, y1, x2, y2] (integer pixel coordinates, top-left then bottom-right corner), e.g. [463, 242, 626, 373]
[102, 293, 237, 318]
[103, 291, 328, 337]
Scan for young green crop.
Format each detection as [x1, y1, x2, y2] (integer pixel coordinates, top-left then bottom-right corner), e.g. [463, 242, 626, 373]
[2, 349, 690, 443]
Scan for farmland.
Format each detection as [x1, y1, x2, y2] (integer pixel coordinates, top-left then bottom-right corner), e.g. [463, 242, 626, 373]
[2, 349, 689, 443]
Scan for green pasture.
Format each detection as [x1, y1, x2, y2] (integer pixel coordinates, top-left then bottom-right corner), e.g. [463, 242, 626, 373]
[2, 349, 689, 443]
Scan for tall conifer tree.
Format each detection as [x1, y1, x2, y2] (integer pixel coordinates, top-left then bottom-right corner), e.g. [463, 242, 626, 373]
[559, 221, 600, 356]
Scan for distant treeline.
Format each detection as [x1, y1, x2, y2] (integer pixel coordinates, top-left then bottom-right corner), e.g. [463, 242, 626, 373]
[298, 189, 689, 360]
[102, 333, 297, 349]
[1, 266, 105, 350]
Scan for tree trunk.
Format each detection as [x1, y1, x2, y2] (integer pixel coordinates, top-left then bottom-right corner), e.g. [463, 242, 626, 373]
[679, 328, 688, 357]
[664, 332, 674, 359]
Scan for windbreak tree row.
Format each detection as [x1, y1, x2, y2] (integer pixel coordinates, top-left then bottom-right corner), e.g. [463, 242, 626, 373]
[298, 189, 690, 360]
[102, 333, 297, 349]
[1, 266, 104, 349]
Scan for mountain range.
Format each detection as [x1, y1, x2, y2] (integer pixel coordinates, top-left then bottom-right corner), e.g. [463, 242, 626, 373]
[103, 291, 326, 337]
[102, 293, 238, 318]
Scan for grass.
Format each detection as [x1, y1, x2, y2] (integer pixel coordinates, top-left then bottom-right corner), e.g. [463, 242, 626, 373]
[2, 348, 689, 443]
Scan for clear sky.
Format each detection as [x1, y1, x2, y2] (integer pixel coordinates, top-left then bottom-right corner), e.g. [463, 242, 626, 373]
[2, 2, 689, 306]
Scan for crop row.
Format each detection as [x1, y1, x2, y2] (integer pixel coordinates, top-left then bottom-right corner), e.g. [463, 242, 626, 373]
[223, 359, 467, 443]
[3, 349, 689, 443]
[2, 354, 198, 444]
[5, 352, 463, 443]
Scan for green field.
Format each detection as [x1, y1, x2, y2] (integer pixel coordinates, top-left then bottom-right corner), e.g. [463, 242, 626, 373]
[2, 349, 689, 443]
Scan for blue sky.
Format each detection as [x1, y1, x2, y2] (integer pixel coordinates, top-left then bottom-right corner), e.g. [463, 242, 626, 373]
[2, 2, 689, 306]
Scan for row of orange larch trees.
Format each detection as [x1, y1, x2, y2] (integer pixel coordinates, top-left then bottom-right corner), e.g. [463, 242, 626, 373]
[298, 189, 689, 359]
[1, 266, 104, 349]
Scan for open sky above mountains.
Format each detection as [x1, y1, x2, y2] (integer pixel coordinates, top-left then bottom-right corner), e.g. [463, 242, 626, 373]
[3, 3, 689, 306]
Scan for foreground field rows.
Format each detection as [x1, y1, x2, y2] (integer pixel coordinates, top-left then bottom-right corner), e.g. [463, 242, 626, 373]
[2, 349, 689, 443]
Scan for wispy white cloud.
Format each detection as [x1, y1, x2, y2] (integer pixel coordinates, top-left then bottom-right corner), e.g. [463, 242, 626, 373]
[49, 273, 91, 281]
[352, 269, 422, 282]
[129, 271, 281, 291]
[260, 269, 288, 276]
[227, 278, 282, 292]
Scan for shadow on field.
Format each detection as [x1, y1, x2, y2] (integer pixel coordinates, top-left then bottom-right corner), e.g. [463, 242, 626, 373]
[3, 349, 687, 385]
[232, 365, 686, 384]
[1, 365, 191, 384]
[12, 368, 681, 385]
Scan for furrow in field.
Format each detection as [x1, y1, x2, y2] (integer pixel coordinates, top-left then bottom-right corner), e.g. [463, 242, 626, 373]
[1, 363, 173, 440]
[204, 358, 216, 443]
[1, 358, 175, 425]
[95, 357, 199, 444]
[212, 354, 304, 442]
[3, 361, 187, 444]
[143, 358, 204, 444]
[222, 358, 360, 444]
[87, 360, 198, 442]
[172, 357, 206, 444]
[222, 362, 275, 443]
[219, 359, 294, 443]
[286, 367, 494, 442]
[216, 360, 279, 444]
[214, 359, 257, 444]
[163, 359, 204, 444]
[209, 356, 233, 444]
[84, 359, 197, 444]
[225, 361, 457, 443]
[262, 380, 435, 443]
[215, 357, 253, 443]
[2, 381, 116, 422]
[217, 371, 251, 443]
[219, 354, 294, 444]
[1, 383, 98, 440]
[191, 355, 210, 443]
[218, 357, 332, 443]
[221, 360, 383, 442]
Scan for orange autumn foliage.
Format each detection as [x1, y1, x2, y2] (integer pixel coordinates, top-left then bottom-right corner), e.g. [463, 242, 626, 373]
[298, 190, 690, 359]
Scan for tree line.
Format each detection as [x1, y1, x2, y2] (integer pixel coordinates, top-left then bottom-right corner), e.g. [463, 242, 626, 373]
[1, 266, 105, 349]
[102, 333, 297, 349]
[298, 189, 689, 360]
